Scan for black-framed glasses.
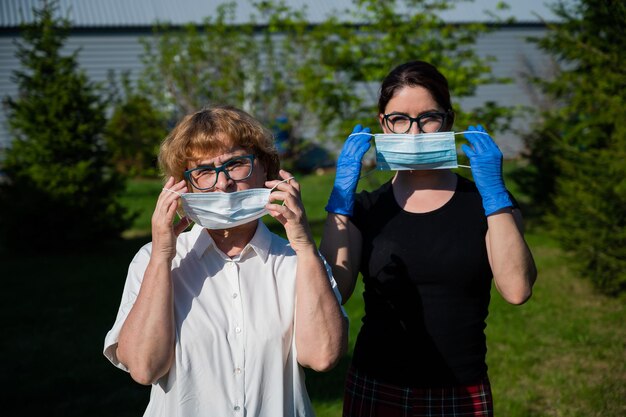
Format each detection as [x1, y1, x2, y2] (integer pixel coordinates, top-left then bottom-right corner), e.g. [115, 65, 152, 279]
[184, 154, 255, 191]
[383, 111, 449, 134]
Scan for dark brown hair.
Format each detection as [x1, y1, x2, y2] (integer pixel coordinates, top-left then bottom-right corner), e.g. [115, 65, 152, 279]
[378, 61, 454, 130]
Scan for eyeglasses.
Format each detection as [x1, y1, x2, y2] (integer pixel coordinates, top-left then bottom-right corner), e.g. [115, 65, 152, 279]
[184, 154, 255, 191]
[382, 111, 449, 134]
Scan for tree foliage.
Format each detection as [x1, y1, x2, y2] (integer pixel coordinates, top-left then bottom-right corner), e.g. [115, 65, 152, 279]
[0, 0, 132, 249]
[139, 3, 256, 115]
[139, 0, 512, 162]
[516, 0, 626, 294]
[105, 72, 168, 177]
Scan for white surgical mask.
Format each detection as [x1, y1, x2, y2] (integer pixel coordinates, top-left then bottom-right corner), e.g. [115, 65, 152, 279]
[164, 178, 292, 230]
[181, 188, 270, 230]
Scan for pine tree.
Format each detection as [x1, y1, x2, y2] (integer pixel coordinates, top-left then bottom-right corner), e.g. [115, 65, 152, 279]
[519, 0, 626, 294]
[0, 0, 132, 249]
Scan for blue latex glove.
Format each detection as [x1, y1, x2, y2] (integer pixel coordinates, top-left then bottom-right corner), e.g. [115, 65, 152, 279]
[461, 124, 513, 216]
[325, 124, 372, 215]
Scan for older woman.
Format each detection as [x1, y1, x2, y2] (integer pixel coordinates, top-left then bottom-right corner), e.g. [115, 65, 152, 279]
[104, 105, 347, 416]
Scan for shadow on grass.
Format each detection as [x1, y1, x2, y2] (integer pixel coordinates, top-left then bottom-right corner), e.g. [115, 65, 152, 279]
[0, 230, 349, 416]
[1, 236, 152, 417]
[305, 355, 351, 402]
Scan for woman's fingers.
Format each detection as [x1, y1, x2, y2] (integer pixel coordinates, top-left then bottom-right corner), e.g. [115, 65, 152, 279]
[279, 169, 299, 191]
[265, 171, 306, 223]
[266, 170, 299, 196]
[464, 125, 489, 153]
[155, 178, 187, 226]
[264, 171, 315, 250]
[267, 190, 302, 217]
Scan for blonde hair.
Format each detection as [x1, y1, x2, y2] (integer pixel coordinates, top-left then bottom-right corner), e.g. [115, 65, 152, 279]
[158, 106, 280, 183]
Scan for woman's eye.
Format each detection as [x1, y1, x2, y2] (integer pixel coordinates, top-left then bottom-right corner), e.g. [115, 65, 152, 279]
[421, 113, 443, 122]
[196, 168, 214, 177]
[227, 161, 244, 170]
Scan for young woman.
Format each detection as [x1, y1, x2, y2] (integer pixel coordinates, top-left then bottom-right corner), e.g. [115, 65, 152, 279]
[320, 61, 537, 416]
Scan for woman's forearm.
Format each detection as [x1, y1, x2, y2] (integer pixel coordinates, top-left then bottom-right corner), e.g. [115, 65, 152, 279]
[116, 257, 176, 385]
[487, 208, 537, 305]
[294, 245, 348, 372]
[320, 213, 361, 302]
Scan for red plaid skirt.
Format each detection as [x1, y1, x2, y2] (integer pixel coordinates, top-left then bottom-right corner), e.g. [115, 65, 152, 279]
[343, 366, 494, 417]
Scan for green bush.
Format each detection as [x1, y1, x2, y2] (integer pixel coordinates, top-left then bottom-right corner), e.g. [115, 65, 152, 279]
[0, 0, 132, 249]
[548, 145, 626, 295]
[105, 73, 168, 177]
[511, 124, 561, 218]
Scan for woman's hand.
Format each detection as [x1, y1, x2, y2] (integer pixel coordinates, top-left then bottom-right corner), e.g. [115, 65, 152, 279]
[461, 124, 513, 216]
[151, 177, 190, 262]
[325, 124, 372, 216]
[265, 170, 316, 253]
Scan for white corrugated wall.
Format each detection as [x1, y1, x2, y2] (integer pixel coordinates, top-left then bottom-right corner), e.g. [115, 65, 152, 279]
[0, 31, 146, 153]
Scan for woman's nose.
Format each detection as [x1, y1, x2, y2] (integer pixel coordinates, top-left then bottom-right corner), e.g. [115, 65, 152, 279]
[408, 121, 421, 135]
[213, 171, 233, 191]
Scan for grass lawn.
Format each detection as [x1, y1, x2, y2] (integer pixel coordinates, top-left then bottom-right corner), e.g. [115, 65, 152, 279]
[1, 169, 624, 416]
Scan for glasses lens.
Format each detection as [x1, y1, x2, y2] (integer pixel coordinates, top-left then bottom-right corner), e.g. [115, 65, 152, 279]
[387, 114, 411, 133]
[224, 156, 253, 181]
[419, 113, 445, 133]
[187, 155, 254, 190]
[190, 167, 217, 190]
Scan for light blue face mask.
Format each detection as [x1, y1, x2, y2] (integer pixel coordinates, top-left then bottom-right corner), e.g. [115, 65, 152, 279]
[164, 177, 293, 230]
[350, 131, 490, 171]
[374, 131, 458, 170]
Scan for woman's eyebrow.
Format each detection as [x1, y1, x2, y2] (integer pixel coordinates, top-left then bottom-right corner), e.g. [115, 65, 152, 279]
[386, 109, 440, 116]
[195, 152, 245, 168]
[204, 153, 247, 167]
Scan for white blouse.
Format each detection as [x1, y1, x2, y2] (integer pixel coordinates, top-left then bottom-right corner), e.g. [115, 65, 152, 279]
[104, 222, 342, 417]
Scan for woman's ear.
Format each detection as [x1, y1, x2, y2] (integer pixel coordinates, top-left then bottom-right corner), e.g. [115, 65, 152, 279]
[378, 114, 385, 131]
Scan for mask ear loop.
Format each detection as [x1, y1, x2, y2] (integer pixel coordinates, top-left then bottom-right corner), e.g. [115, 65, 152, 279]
[454, 131, 491, 169]
[269, 176, 295, 192]
[268, 176, 296, 206]
[162, 187, 182, 196]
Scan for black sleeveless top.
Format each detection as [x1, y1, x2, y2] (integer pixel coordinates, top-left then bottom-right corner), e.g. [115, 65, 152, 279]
[350, 174, 492, 386]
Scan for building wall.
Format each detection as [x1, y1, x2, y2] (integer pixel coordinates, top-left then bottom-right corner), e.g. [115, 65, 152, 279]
[458, 26, 552, 156]
[0, 26, 551, 158]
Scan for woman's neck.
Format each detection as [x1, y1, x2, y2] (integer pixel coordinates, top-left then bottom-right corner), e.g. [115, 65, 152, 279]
[392, 169, 457, 190]
[391, 169, 458, 213]
[207, 220, 258, 258]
